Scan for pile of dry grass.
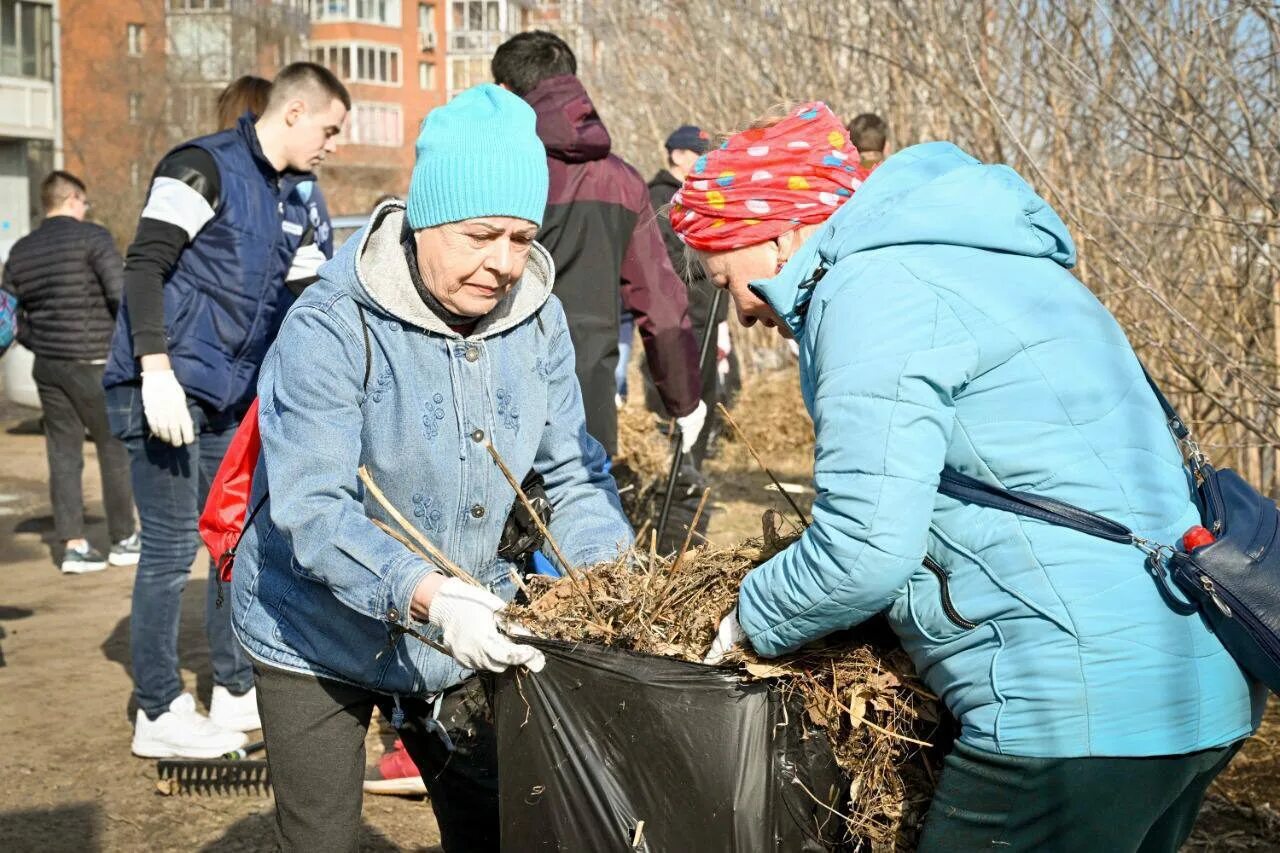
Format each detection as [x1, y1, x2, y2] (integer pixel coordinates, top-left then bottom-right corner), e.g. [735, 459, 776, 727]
[612, 404, 672, 527]
[508, 513, 941, 850]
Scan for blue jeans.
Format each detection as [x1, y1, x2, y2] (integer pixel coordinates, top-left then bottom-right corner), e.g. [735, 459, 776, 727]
[106, 383, 254, 720]
[616, 313, 634, 400]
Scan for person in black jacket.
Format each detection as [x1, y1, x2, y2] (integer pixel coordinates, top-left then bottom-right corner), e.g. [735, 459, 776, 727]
[1, 171, 139, 574]
[646, 125, 734, 466]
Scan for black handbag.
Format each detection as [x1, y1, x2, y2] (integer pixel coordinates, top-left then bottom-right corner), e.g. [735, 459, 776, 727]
[935, 368, 1280, 693]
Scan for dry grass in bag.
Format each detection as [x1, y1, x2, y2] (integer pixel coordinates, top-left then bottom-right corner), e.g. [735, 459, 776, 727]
[507, 514, 943, 850]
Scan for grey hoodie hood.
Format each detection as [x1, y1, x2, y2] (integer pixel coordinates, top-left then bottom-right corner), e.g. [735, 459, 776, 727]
[328, 200, 555, 340]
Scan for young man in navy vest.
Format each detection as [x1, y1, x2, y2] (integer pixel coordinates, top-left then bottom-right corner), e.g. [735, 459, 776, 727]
[104, 62, 349, 759]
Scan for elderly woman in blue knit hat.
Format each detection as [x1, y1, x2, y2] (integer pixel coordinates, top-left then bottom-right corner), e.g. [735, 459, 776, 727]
[230, 84, 632, 851]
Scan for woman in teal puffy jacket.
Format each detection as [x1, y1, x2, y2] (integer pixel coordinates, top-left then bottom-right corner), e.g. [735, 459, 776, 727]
[671, 105, 1264, 852]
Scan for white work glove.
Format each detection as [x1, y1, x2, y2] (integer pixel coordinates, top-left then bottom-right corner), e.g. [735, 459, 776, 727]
[428, 577, 546, 674]
[716, 322, 732, 384]
[675, 399, 708, 455]
[140, 369, 195, 447]
[703, 609, 747, 665]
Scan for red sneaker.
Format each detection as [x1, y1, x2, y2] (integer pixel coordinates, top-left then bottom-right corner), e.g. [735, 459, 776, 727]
[363, 739, 427, 796]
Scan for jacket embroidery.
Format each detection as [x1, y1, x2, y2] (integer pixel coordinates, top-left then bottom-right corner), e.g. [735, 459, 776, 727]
[496, 388, 519, 433]
[369, 369, 393, 404]
[412, 492, 446, 533]
[423, 393, 447, 440]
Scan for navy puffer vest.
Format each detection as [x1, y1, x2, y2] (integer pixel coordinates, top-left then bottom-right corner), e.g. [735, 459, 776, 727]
[104, 115, 321, 412]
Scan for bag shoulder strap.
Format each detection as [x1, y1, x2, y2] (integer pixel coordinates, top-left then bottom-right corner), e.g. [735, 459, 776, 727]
[356, 303, 372, 390]
[937, 361, 1196, 548]
[937, 468, 1135, 544]
[1139, 363, 1190, 442]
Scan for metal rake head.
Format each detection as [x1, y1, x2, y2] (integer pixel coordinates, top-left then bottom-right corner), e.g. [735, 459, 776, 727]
[156, 758, 271, 796]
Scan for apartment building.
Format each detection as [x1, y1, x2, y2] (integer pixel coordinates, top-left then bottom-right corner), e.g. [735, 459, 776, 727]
[306, 0, 446, 214]
[0, 0, 56, 253]
[56, 0, 308, 242]
[444, 0, 525, 98]
[0, 0, 586, 246]
[308, 0, 552, 215]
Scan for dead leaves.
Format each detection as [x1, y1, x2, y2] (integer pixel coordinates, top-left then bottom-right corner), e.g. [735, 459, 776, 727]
[506, 536, 942, 850]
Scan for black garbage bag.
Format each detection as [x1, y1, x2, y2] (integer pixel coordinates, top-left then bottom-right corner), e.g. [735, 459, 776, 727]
[493, 637, 846, 853]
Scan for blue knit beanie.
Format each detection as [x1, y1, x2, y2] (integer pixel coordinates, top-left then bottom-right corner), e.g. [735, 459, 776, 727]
[406, 84, 548, 229]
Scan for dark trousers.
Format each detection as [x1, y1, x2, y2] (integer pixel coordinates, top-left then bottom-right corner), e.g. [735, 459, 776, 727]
[642, 282, 728, 468]
[105, 383, 253, 719]
[254, 663, 499, 853]
[32, 357, 135, 543]
[917, 739, 1242, 852]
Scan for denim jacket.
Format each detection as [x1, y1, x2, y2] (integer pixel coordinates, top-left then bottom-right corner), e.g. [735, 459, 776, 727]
[231, 202, 633, 697]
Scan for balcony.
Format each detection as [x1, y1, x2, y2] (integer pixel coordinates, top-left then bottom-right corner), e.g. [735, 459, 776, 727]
[449, 29, 505, 54]
[0, 77, 55, 140]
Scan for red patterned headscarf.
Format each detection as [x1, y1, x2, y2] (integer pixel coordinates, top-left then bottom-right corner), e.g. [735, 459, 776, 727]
[669, 102, 862, 253]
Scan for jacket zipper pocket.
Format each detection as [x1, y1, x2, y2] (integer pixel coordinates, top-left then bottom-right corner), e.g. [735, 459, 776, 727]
[923, 555, 978, 630]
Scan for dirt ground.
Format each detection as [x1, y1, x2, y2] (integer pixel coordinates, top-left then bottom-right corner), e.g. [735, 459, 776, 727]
[0, 398, 445, 853]
[1, 370, 1278, 852]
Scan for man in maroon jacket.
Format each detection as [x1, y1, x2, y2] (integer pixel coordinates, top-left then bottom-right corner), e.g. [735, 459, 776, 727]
[492, 32, 704, 458]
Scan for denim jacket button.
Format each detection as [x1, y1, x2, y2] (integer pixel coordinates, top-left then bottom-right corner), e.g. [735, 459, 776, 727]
[464, 346, 480, 362]
[470, 504, 486, 519]
[387, 607, 400, 622]
[470, 428, 484, 443]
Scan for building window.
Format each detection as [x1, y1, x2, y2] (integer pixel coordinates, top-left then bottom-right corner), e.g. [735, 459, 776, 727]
[419, 61, 435, 90]
[448, 1, 505, 52]
[345, 102, 403, 147]
[452, 0, 499, 31]
[0, 0, 54, 80]
[166, 13, 232, 81]
[128, 92, 143, 122]
[167, 0, 228, 10]
[447, 55, 489, 96]
[127, 23, 145, 56]
[310, 42, 401, 86]
[310, 0, 400, 25]
[418, 2, 436, 50]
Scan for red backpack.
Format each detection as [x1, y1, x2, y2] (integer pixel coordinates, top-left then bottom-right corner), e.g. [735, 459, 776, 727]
[200, 305, 372, 584]
[200, 397, 265, 582]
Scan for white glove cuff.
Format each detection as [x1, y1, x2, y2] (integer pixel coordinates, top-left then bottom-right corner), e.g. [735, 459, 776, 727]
[427, 577, 503, 629]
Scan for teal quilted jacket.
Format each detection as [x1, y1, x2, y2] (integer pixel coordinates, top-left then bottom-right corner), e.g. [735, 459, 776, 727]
[738, 142, 1264, 757]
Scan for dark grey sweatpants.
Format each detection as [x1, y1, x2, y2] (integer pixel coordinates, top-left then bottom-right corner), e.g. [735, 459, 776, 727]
[32, 356, 135, 544]
[254, 663, 499, 853]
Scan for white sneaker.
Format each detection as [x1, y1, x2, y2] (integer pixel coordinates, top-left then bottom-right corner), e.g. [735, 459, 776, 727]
[108, 531, 141, 567]
[132, 693, 247, 759]
[209, 685, 262, 733]
[61, 543, 107, 574]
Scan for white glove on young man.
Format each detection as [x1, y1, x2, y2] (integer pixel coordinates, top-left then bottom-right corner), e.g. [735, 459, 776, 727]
[703, 609, 747, 665]
[676, 399, 708, 455]
[141, 368, 195, 447]
[428, 577, 546, 673]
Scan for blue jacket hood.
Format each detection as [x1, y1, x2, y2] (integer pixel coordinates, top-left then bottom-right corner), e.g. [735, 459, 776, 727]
[755, 142, 1076, 336]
